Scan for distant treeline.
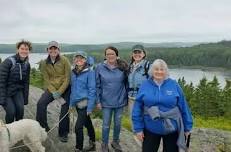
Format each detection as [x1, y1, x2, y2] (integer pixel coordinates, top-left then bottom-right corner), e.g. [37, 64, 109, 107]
[1, 40, 231, 68]
[80, 40, 231, 68]
[0, 42, 196, 53]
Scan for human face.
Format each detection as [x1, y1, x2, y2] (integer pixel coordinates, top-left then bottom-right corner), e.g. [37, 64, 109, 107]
[17, 44, 30, 59]
[47, 46, 60, 59]
[152, 66, 167, 82]
[132, 50, 145, 63]
[74, 55, 86, 67]
[105, 49, 117, 64]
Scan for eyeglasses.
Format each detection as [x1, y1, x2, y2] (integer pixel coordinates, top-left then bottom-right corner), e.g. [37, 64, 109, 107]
[133, 50, 142, 54]
[106, 53, 116, 56]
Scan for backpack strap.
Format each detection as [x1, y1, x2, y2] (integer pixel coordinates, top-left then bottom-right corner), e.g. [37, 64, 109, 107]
[8, 56, 29, 71]
[143, 60, 150, 78]
[8, 57, 16, 71]
[87, 56, 96, 70]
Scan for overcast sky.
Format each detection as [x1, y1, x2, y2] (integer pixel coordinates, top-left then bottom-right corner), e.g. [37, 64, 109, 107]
[0, 0, 231, 44]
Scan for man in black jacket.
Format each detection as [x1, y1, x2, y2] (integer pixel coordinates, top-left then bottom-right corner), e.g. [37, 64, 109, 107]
[0, 40, 31, 123]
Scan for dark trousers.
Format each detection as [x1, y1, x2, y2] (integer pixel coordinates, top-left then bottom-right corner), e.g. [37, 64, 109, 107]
[142, 130, 179, 152]
[75, 107, 95, 150]
[36, 87, 70, 136]
[3, 90, 24, 124]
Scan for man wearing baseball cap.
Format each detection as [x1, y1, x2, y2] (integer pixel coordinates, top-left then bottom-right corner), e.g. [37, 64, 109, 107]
[36, 41, 71, 142]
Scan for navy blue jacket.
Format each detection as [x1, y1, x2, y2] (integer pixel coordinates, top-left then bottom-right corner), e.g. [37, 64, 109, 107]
[0, 54, 30, 105]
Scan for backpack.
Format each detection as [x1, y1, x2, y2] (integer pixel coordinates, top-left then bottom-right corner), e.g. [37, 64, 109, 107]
[8, 56, 29, 71]
[87, 56, 96, 70]
[143, 60, 150, 78]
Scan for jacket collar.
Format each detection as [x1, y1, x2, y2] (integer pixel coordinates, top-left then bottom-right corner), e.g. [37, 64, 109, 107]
[72, 65, 89, 75]
[15, 53, 29, 63]
[130, 59, 146, 71]
[148, 77, 170, 87]
[103, 60, 118, 70]
[46, 55, 60, 64]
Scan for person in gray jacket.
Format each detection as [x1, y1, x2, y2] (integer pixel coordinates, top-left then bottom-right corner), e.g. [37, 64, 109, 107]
[95, 46, 128, 152]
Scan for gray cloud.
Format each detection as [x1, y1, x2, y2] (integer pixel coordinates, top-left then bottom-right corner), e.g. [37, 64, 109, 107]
[0, 0, 231, 43]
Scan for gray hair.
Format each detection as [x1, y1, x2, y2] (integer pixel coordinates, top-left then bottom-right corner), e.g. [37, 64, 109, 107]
[148, 59, 169, 78]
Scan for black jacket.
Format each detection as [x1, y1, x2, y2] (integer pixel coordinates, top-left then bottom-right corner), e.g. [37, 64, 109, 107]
[0, 54, 30, 105]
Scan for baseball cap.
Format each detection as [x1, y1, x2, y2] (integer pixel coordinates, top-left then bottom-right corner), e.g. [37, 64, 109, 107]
[74, 51, 88, 59]
[47, 41, 60, 50]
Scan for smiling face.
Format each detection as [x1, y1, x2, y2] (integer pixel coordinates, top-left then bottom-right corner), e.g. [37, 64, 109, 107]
[132, 50, 145, 63]
[152, 66, 167, 82]
[105, 48, 117, 64]
[17, 44, 30, 59]
[74, 55, 87, 67]
[47, 46, 60, 59]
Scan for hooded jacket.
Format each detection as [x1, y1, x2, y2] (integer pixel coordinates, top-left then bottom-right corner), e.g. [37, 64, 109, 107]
[69, 66, 96, 112]
[95, 62, 128, 108]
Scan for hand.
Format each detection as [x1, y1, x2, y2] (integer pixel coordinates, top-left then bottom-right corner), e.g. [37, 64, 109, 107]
[69, 106, 75, 113]
[185, 131, 191, 138]
[96, 103, 102, 110]
[136, 132, 144, 142]
[52, 92, 61, 100]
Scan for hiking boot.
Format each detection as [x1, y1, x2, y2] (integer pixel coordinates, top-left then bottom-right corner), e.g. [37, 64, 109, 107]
[59, 134, 68, 142]
[111, 141, 122, 152]
[101, 143, 109, 152]
[83, 140, 96, 151]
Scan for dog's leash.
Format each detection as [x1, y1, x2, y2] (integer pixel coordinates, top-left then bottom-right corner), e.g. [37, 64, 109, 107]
[0, 120, 11, 141]
[47, 110, 70, 134]
[9, 111, 70, 150]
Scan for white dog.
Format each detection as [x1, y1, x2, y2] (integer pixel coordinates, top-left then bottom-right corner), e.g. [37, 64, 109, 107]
[0, 119, 47, 152]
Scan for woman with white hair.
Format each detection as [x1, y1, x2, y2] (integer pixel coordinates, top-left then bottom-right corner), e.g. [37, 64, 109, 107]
[132, 59, 193, 152]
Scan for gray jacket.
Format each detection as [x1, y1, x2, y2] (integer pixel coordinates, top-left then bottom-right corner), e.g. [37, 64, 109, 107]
[144, 106, 187, 150]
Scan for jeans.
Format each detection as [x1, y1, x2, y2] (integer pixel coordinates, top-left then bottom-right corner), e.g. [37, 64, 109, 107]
[102, 107, 123, 144]
[75, 107, 95, 150]
[3, 90, 24, 124]
[36, 87, 70, 136]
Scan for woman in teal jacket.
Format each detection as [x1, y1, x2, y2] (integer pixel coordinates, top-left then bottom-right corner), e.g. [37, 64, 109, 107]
[132, 59, 193, 152]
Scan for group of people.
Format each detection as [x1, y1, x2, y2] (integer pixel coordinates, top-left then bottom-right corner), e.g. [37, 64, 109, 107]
[0, 40, 193, 152]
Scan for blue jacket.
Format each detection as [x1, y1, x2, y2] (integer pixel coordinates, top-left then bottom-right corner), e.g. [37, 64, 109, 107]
[69, 67, 96, 112]
[132, 78, 193, 135]
[95, 62, 128, 108]
[128, 60, 150, 97]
